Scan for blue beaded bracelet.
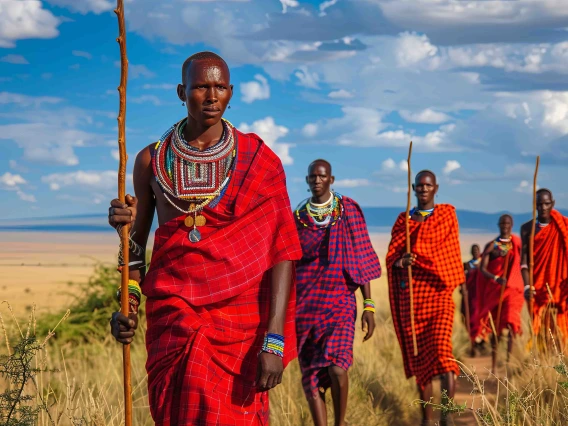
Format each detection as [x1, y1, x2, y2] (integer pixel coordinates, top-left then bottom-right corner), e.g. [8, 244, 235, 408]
[260, 332, 284, 358]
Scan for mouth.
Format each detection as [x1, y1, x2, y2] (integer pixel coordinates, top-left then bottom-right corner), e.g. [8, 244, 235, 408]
[202, 108, 221, 117]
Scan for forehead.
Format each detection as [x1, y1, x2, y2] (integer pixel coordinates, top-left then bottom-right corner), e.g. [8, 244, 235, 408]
[537, 192, 553, 202]
[186, 59, 230, 82]
[499, 216, 512, 223]
[308, 162, 330, 174]
[415, 173, 436, 184]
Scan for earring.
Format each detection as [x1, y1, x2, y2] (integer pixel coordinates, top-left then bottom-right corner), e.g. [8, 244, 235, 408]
[228, 105, 231, 109]
[182, 102, 185, 106]
[307, 188, 310, 192]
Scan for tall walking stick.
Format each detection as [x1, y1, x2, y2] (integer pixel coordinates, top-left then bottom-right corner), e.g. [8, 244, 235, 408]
[461, 282, 473, 354]
[529, 156, 540, 328]
[406, 141, 418, 356]
[115, 1, 132, 425]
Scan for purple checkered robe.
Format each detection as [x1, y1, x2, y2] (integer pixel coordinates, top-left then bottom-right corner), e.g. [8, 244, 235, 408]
[294, 195, 381, 396]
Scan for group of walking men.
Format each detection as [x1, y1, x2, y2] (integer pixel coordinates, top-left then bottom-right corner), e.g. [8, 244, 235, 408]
[107, 51, 568, 426]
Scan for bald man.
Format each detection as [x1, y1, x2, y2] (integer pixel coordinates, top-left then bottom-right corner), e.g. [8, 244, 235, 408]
[386, 170, 464, 426]
[107, 51, 302, 425]
[521, 189, 568, 346]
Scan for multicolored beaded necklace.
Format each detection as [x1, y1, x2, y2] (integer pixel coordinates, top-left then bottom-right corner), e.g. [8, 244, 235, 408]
[538, 221, 550, 228]
[409, 206, 435, 218]
[153, 118, 237, 242]
[493, 236, 512, 256]
[296, 192, 342, 228]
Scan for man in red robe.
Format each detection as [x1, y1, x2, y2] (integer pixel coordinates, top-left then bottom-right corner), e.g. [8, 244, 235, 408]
[387, 170, 464, 426]
[474, 214, 523, 372]
[462, 244, 482, 354]
[521, 189, 568, 345]
[107, 52, 302, 425]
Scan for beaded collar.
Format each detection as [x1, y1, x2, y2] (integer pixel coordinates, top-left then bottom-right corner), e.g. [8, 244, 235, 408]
[409, 206, 435, 218]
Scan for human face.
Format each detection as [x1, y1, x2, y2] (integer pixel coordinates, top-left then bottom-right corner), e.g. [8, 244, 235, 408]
[498, 215, 513, 237]
[471, 245, 480, 258]
[306, 162, 334, 199]
[413, 173, 438, 208]
[177, 59, 232, 128]
[536, 192, 555, 222]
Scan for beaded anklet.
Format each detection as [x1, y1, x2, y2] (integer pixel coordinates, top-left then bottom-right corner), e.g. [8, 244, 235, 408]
[363, 298, 376, 313]
[260, 332, 284, 358]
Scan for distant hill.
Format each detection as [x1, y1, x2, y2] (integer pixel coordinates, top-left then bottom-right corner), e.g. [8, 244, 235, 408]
[1, 208, 566, 234]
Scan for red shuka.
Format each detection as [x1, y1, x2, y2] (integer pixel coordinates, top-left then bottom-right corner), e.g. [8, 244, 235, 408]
[532, 210, 568, 338]
[142, 131, 302, 426]
[464, 263, 481, 340]
[472, 235, 523, 338]
[387, 204, 465, 389]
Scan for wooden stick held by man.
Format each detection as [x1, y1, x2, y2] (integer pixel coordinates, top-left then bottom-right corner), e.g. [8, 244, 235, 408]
[405, 141, 418, 357]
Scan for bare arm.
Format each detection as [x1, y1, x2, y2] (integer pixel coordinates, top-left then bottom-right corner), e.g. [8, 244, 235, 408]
[479, 242, 495, 281]
[360, 282, 375, 342]
[520, 222, 531, 289]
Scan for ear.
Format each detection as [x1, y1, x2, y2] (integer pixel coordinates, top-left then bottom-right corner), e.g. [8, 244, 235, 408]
[435, 184, 440, 195]
[229, 84, 234, 100]
[412, 183, 416, 192]
[330, 175, 335, 185]
[552, 199, 556, 209]
[177, 84, 186, 103]
[305, 176, 309, 185]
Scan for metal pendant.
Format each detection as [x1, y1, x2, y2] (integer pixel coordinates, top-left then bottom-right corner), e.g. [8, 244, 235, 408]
[195, 215, 206, 227]
[184, 215, 194, 228]
[188, 228, 201, 243]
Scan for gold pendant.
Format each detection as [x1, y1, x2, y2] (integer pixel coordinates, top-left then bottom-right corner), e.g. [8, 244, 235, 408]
[184, 215, 194, 227]
[195, 215, 206, 227]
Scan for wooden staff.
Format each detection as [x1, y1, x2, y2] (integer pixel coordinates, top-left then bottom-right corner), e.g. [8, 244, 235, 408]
[528, 156, 540, 326]
[115, 1, 132, 425]
[405, 141, 418, 356]
[461, 282, 472, 351]
[495, 250, 512, 342]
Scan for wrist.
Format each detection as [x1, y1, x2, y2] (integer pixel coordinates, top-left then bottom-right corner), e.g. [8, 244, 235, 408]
[363, 298, 376, 314]
[260, 332, 284, 358]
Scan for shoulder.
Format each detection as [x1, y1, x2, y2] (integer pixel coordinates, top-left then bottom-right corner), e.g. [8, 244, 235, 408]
[235, 127, 283, 171]
[436, 203, 456, 214]
[294, 198, 309, 212]
[134, 143, 155, 171]
[512, 234, 522, 246]
[520, 221, 532, 234]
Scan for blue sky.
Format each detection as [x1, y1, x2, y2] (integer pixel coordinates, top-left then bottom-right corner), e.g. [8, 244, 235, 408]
[1, 0, 568, 219]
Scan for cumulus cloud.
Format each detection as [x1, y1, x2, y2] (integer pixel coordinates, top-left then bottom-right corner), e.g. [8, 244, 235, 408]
[294, 66, 320, 89]
[515, 180, 539, 194]
[240, 75, 270, 103]
[400, 108, 451, 124]
[0, 1, 60, 48]
[45, 0, 114, 14]
[72, 50, 92, 60]
[17, 191, 36, 203]
[42, 170, 129, 190]
[328, 89, 354, 99]
[395, 32, 439, 69]
[0, 172, 26, 190]
[319, 0, 339, 17]
[115, 62, 155, 79]
[280, 0, 299, 14]
[0, 92, 62, 107]
[239, 117, 293, 165]
[302, 123, 319, 137]
[443, 160, 461, 175]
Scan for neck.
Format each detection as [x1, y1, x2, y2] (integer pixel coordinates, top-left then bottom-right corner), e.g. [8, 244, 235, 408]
[499, 233, 511, 240]
[183, 116, 224, 151]
[417, 201, 435, 210]
[538, 216, 551, 224]
[311, 191, 332, 205]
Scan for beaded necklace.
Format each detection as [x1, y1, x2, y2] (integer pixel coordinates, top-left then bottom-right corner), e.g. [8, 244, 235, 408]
[538, 221, 550, 228]
[409, 206, 435, 218]
[296, 193, 342, 228]
[153, 118, 237, 242]
[494, 236, 512, 255]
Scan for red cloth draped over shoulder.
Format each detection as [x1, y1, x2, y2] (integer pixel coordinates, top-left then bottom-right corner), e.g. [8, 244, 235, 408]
[387, 204, 464, 389]
[472, 235, 523, 338]
[532, 210, 568, 338]
[143, 130, 302, 426]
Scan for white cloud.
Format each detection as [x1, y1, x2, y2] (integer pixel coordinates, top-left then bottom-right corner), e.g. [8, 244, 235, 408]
[72, 50, 92, 60]
[239, 117, 293, 165]
[302, 123, 318, 137]
[381, 158, 396, 170]
[395, 32, 439, 69]
[399, 160, 409, 172]
[143, 83, 176, 90]
[1, 55, 29, 64]
[45, 0, 114, 14]
[42, 170, 127, 190]
[0, 172, 26, 190]
[0, 92, 62, 107]
[328, 89, 353, 99]
[0, 0, 60, 48]
[334, 178, 371, 188]
[280, 0, 299, 14]
[240, 74, 270, 104]
[111, 150, 120, 161]
[400, 108, 451, 124]
[17, 191, 36, 203]
[515, 180, 539, 194]
[443, 160, 461, 175]
[294, 66, 320, 89]
[319, 0, 339, 17]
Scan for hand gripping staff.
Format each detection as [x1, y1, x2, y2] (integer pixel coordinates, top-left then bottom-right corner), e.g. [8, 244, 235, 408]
[115, 1, 132, 425]
[405, 141, 418, 356]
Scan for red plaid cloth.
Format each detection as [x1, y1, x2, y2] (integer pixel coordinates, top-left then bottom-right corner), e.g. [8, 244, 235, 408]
[295, 196, 381, 396]
[472, 235, 523, 338]
[531, 210, 568, 338]
[143, 130, 302, 426]
[387, 204, 464, 389]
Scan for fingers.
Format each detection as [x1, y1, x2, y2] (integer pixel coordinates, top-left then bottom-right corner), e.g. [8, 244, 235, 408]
[110, 312, 136, 344]
[365, 318, 376, 341]
[125, 194, 138, 207]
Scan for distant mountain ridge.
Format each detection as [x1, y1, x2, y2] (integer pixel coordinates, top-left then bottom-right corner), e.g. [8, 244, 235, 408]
[1, 208, 566, 233]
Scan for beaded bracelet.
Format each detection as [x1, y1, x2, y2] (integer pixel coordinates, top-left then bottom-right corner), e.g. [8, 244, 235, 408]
[260, 332, 284, 358]
[363, 298, 376, 313]
[117, 280, 142, 313]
